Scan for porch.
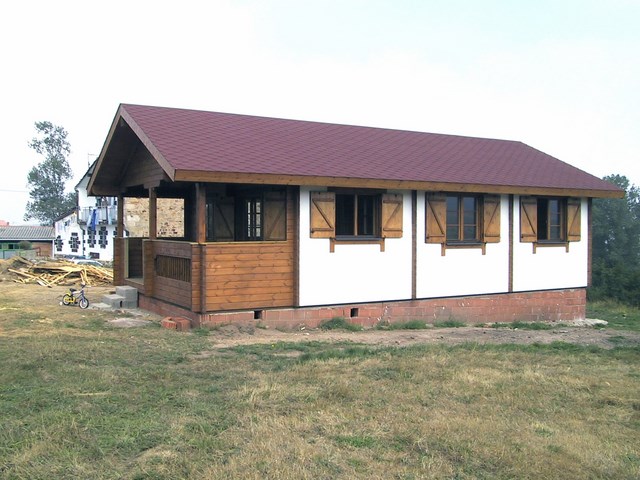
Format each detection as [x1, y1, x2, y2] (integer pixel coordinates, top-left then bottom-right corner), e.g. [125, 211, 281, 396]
[115, 237, 295, 315]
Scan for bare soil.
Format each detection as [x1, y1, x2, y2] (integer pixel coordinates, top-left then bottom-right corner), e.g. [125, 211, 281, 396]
[1, 279, 638, 349]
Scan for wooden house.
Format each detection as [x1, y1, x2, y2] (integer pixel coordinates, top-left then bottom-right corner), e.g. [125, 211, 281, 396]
[88, 104, 622, 328]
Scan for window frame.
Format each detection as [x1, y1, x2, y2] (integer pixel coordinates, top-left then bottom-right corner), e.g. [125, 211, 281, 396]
[206, 185, 287, 243]
[519, 196, 582, 251]
[445, 194, 480, 244]
[335, 191, 381, 238]
[536, 197, 566, 243]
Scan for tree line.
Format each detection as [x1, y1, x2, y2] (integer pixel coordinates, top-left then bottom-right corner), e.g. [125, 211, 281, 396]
[590, 174, 640, 306]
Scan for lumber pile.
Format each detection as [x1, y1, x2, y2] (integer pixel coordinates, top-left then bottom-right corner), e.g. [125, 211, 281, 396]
[4, 257, 113, 287]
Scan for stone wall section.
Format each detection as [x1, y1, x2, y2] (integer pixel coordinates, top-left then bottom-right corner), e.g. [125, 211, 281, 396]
[124, 198, 185, 238]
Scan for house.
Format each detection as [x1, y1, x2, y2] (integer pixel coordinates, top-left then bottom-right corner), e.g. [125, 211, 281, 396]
[0, 226, 55, 259]
[54, 162, 185, 261]
[54, 161, 120, 261]
[88, 104, 622, 328]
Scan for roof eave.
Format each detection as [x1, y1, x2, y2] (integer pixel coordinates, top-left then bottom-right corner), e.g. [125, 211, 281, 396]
[88, 104, 177, 196]
[173, 170, 624, 199]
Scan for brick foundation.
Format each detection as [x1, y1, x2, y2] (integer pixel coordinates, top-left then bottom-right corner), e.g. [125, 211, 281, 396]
[139, 288, 586, 330]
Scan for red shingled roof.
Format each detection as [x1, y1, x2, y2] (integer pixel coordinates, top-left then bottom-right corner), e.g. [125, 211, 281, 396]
[113, 104, 618, 195]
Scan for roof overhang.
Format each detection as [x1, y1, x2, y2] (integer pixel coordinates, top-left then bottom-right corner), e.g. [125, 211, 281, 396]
[173, 169, 624, 199]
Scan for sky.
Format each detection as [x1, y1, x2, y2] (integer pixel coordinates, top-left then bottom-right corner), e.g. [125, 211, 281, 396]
[1, 0, 638, 225]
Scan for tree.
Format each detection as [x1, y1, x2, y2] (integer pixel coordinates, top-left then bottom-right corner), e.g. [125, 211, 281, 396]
[589, 174, 640, 305]
[24, 121, 77, 225]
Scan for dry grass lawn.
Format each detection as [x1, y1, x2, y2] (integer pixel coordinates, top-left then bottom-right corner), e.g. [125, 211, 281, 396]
[0, 283, 639, 479]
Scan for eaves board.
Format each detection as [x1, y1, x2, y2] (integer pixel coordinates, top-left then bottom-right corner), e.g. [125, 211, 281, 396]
[174, 170, 624, 199]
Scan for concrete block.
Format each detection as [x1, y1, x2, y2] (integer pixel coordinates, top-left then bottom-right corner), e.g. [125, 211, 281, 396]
[102, 294, 126, 309]
[115, 286, 138, 304]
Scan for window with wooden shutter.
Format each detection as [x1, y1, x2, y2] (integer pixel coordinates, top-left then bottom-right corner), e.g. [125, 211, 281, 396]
[566, 198, 581, 242]
[310, 191, 336, 238]
[520, 196, 538, 242]
[207, 196, 235, 241]
[482, 195, 501, 243]
[381, 193, 403, 238]
[264, 190, 287, 241]
[425, 193, 447, 243]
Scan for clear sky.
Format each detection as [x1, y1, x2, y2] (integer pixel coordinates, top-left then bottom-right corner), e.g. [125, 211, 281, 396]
[1, 0, 638, 225]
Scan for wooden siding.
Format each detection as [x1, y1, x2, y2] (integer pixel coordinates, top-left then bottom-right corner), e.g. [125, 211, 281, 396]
[203, 190, 296, 311]
[151, 240, 194, 309]
[121, 144, 170, 189]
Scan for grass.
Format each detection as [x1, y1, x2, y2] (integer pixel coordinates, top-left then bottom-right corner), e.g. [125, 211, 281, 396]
[376, 319, 431, 330]
[588, 300, 640, 332]
[320, 316, 363, 331]
[433, 318, 466, 328]
[1, 288, 640, 478]
[489, 320, 560, 330]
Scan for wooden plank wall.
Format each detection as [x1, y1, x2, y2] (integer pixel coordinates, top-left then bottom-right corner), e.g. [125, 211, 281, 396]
[203, 189, 296, 311]
[128, 238, 144, 278]
[121, 146, 169, 189]
[113, 237, 125, 285]
[152, 240, 194, 309]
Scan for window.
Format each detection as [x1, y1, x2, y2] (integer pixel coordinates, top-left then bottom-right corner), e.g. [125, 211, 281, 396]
[206, 186, 286, 242]
[55, 236, 63, 252]
[446, 195, 478, 242]
[426, 193, 501, 246]
[537, 198, 563, 241]
[98, 226, 109, 248]
[87, 228, 96, 247]
[241, 197, 263, 241]
[335, 193, 378, 237]
[520, 197, 581, 244]
[310, 191, 404, 240]
[70, 232, 80, 252]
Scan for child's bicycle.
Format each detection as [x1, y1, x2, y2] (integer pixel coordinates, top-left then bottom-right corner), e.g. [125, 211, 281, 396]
[62, 284, 90, 309]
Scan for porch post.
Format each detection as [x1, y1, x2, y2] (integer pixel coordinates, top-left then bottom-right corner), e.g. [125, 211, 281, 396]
[114, 194, 125, 285]
[149, 187, 157, 240]
[144, 188, 157, 298]
[195, 183, 206, 243]
[195, 183, 207, 313]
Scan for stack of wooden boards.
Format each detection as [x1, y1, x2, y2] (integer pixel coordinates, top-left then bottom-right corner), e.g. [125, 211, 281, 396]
[6, 257, 113, 287]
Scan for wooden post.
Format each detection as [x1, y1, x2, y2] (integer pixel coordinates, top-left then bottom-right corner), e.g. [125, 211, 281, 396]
[195, 183, 207, 313]
[149, 188, 157, 240]
[114, 194, 125, 285]
[195, 183, 206, 244]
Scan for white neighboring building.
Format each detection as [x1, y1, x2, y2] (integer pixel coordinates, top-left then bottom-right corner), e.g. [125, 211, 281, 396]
[54, 162, 123, 261]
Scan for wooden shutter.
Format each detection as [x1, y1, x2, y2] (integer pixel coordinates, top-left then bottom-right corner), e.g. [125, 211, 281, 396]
[425, 193, 446, 243]
[520, 196, 538, 242]
[212, 197, 235, 241]
[381, 193, 403, 238]
[264, 190, 287, 241]
[310, 191, 335, 238]
[566, 198, 581, 242]
[482, 195, 501, 243]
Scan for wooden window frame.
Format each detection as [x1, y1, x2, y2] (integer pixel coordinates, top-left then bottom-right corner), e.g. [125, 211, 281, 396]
[310, 190, 404, 252]
[206, 185, 287, 243]
[426, 192, 501, 255]
[335, 192, 380, 238]
[445, 194, 480, 244]
[520, 196, 581, 252]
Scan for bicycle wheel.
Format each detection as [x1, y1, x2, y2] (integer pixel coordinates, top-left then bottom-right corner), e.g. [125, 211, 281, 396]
[62, 294, 74, 306]
[79, 297, 89, 309]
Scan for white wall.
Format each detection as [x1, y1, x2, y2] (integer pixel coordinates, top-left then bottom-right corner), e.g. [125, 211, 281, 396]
[512, 196, 588, 291]
[298, 190, 589, 307]
[416, 193, 510, 298]
[298, 186, 413, 306]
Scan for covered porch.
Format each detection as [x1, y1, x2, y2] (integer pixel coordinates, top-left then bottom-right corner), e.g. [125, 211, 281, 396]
[112, 183, 296, 319]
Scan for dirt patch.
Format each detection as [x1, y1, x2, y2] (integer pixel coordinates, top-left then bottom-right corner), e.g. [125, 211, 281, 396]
[1, 281, 637, 349]
[205, 323, 640, 350]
